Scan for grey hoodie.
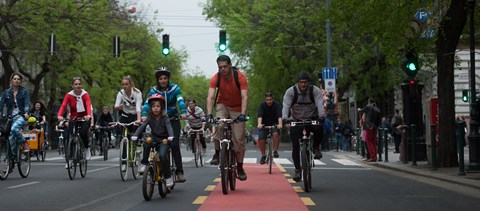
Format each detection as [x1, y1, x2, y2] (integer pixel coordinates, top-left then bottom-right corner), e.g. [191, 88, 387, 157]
[282, 84, 325, 121]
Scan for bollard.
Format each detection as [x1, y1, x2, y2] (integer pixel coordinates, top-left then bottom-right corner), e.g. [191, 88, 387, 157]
[431, 125, 437, 170]
[377, 128, 383, 162]
[356, 128, 361, 155]
[384, 128, 389, 162]
[458, 129, 465, 176]
[411, 124, 417, 166]
[402, 126, 408, 164]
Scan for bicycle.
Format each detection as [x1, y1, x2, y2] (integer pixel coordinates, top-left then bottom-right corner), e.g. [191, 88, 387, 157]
[189, 129, 204, 168]
[56, 120, 67, 155]
[263, 125, 278, 174]
[0, 120, 31, 180]
[213, 118, 239, 195]
[141, 138, 174, 201]
[65, 118, 88, 180]
[88, 129, 98, 157]
[110, 121, 140, 181]
[96, 126, 112, 161]
[290, 120, 319, 193]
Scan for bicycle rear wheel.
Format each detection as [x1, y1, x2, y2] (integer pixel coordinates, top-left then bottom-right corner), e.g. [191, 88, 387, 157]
[0, 141, 10, 180]
[301, 144, 311, 192]
[18, 144, 31, 178]
[229, 149, 236, 191]
[66, 137, 77, 180]
[142, 165, 155, 201]
[79, 142, 87, 178]
[41, 142, 48, 162]
[119, 138, 128, 181]
[220, 141, 229, 194]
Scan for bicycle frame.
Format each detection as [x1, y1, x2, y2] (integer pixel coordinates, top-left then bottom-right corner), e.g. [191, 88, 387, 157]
[111, 121, 138, 181]
[214, 118, 239, 195]
[263, 125, 277, 174]
[290, 120, 319, 192]
[66, 118, 88, 180]
[190, 129, 204, 167]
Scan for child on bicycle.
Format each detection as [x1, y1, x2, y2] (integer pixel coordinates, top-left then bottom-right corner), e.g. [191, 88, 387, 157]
[132, 94, 174, 187]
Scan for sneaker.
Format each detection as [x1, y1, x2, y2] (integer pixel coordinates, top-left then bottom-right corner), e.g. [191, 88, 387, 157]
[166, 177, 174, 188]
[86, 148, 92, 160]
[210, 153, 219, 165]
[121, 164, 127, 171]
[293, 170, 302, 182]
[23, 143, 30, 152]
[259, 156, 266, 165]
[65, 161, 73, 169]
[314, 148, 322, 159]
[138, 164, 146, 173]
[273, 151, 279, 158]
[237, 167, 247, 181]
[202, 147, 207, 156]
[176, 173, 186, 183]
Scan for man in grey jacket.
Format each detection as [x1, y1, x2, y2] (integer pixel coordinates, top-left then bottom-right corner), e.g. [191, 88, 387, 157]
[282, 72, 325, 182]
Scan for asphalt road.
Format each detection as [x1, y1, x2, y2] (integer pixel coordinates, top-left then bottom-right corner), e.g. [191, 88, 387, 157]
[1, 141, 479, 211]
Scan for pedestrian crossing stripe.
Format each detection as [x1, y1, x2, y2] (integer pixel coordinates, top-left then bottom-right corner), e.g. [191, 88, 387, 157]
[331, 159, 361, 166]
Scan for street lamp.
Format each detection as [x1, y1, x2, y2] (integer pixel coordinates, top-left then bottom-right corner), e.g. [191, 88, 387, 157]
[467, 0, 479, 171]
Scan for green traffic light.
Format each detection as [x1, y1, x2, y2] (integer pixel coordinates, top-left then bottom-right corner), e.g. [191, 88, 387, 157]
[162, 48, 170, 55]
[462, 90, 469, 102]
[219, 44, 227, 52]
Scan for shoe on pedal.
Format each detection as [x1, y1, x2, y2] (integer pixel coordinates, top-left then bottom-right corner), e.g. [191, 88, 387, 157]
[202, 147, 207, 156]
[210, 153, 219, 165]
[86, 148, 92, 160]
[176, 173, 186, 183]
[314, 148, 322, 159]
[237, 167, 247, 181]
[259, 156, 266, 165]
[293, 170, 301, 182]
[138, 164, 146, 173]
[273, 151, 279, 158]
[121, 164, 127, 171]
[65, 161, 73, 169]
[166, 177, 174, 188]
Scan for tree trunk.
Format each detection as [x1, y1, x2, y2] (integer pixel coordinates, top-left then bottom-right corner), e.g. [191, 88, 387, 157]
[435, 0, 468, 167]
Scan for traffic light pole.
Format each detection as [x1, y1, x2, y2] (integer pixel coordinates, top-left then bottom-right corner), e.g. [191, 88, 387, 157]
[467, 0, 480, 171]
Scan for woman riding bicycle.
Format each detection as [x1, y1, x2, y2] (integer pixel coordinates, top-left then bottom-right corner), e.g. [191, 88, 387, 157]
[0, 73, 31, 156]
[185, 99, 207, 154]
[95, 106, 113, 155]
[132, 94, 174, 187]
[57, 77, 93, 162]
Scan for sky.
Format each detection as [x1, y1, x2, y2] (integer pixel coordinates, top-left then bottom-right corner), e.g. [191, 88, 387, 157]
[138, 0, 222, 77]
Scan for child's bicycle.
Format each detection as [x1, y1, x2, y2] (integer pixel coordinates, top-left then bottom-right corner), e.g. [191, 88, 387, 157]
[138, 137, 174, 201]
[0, 119, 31, 180]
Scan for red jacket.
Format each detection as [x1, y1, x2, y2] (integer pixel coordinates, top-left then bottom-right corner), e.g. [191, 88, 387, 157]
[57, 90, 92, 119]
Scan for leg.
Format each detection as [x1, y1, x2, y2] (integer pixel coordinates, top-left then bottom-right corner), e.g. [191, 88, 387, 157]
[289, 126, 302, 181]
[170, 120, 183, 174]
[158, 143, 170, 178]
[8, 116, 26, 155]
[366, 129, 377, 161]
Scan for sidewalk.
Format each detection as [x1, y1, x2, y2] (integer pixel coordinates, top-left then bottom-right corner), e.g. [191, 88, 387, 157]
[343, 146, 480, 190]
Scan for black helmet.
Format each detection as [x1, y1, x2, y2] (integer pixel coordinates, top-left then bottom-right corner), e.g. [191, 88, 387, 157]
[155, 66, 170, 79]
[297, 71, 312, 82]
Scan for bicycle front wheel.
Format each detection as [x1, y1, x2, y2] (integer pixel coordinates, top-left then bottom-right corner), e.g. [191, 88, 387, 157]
[0, 141, 10, 180]
[103, 134, 109, 160]
[66, 137, 77, 180]
[268, 138, 273, 174]
[79, 142, 87, 178]
[229, 149, 236, 191]
[142, 165, 155, 201]
[119, 138, 128, 181]
[194, 139, 202, 168]
[301, 144, 311, 192]
[220, 141, 229, 195]
[17, 144, 31, 178]
[131, 141, 140, 180]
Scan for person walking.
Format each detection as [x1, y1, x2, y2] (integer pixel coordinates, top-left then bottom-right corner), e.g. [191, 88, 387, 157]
[391, 109, 403, 153]
[362, 98, 381, 162]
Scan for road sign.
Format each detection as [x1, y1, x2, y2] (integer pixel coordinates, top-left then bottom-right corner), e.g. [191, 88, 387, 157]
[420, 27, 435, 38]
[325, 79, 336, 92]
[322, 67, 337, 79]
[415, 8, 431, 24]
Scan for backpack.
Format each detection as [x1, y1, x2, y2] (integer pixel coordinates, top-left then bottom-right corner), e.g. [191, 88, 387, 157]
[292, 85, 315, 105]
[214, 67, 240, 105]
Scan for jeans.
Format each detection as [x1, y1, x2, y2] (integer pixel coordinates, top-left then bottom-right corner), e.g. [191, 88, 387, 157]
[335, 132, 343, 151]
[343, 135, 351, 151]
[170, 119, 183, 174]
[9, 115, 27, 154]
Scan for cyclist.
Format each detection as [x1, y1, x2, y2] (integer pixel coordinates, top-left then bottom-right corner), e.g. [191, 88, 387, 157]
[206, 55, 249, 181]
[95, 106, 113, 156]
[57, 77, 93, 163]
[141, 67, 187, 183]
[185, 99, 207, 154]
[0, 73, 31, 156]
[132, 94, 175, 187]
[282, 72, 325, 182]
[257, 92, 283, 164]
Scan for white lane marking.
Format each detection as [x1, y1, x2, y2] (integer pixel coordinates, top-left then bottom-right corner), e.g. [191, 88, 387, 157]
[243, 158, 257, 164]
[8, 181, 40, 189]
[314, 160, 326, 165]
[273, 158, 292, 165]
[88, 165, 117, 173]
[332, 159, 361, 166]
[45, 157, 65, 161]
[182, 157, 193, 162]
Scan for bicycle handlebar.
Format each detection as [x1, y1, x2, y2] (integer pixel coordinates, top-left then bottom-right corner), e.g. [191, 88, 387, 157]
[212, 118, 241, 125]
[109, 122, 138, 127]
[290, 120, 319, 127]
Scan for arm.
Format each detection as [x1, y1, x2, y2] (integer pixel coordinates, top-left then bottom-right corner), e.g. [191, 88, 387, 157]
[141, 89, 154, 117]
[114, 91, 123, 110]
[313, 86, 325, 117]
[240, 89, 248, 115]
[206, 87, 216, 115]
[176, 87, 187, 116]
[57, 94, 69, 120]
[133, 119, 149, 137]
[282, 87, 294, 120]
[84, 93, 92, 117]
[135, 91, 143, 122]
[257, 103, 263, 128]
[165, 117, 174, 138]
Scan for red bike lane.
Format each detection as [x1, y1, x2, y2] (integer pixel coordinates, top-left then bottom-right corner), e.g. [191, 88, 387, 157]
[197, 163, 309, 211]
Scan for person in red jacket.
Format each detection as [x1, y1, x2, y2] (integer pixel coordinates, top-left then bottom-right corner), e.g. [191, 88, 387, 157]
[57, 77, 93, 162]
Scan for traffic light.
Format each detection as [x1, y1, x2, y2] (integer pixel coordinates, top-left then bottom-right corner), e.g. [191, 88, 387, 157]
[403, 51, 419, 77]
[48, 33, 56, 56]
[219, 30, 227, 52]
[463, 89, 470, 102]
[162, 34, 170, 56]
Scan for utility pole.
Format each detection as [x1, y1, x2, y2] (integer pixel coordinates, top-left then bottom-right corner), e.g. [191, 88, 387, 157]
[467, 0, 479, 171]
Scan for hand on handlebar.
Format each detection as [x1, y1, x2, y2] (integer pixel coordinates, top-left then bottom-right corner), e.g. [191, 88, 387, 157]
[237, 114, 247, 122]
[205, 114, 214, 123]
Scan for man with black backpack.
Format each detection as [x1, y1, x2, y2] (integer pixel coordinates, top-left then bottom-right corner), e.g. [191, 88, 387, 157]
[282, 72, 325, 182]
[206, 55, 249, 181]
